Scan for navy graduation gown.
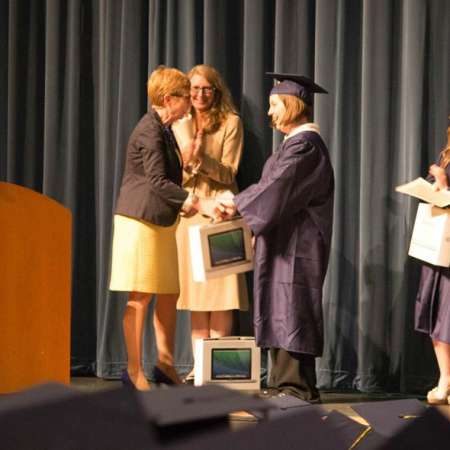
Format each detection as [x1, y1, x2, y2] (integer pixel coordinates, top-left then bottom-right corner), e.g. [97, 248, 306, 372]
[235, 130, 334, 356]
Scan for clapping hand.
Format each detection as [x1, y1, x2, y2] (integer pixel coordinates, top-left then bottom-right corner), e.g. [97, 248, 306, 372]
[181, 130, 204, 168]
[192, 129, 204, 159]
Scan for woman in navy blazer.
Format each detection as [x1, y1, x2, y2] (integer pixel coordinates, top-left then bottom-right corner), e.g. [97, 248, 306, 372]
[110, 66, 200, 390]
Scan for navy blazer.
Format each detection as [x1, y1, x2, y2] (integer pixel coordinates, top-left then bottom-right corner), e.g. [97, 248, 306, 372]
[115, 109, 188, 226]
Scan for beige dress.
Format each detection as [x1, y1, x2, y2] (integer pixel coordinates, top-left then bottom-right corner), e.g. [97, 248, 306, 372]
[173, 113, 249, 311]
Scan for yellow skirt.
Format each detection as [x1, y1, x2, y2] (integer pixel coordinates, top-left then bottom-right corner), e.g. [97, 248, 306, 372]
[109, 214, 180, 294]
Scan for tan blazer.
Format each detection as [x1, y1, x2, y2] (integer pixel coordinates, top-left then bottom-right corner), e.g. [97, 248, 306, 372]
[173, 113, 243, 197]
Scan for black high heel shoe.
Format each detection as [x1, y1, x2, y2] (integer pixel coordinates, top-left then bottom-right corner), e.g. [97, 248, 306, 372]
[121, 370, 136, 389]
[152, 366, 176, 386]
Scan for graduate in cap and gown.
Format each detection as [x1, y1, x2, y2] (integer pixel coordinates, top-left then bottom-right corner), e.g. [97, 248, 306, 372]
[216, 73, 334, 402]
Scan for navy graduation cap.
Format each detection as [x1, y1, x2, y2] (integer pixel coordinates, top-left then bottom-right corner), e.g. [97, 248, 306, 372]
[267, 72, 328, 105]
[351, 398, 427, 438]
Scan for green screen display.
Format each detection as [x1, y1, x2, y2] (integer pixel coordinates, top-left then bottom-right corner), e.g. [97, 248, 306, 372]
[208, 228, 245, 267]
[211, 348, 251, 380]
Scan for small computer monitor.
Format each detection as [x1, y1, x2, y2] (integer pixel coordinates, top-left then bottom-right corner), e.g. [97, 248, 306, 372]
[188, 218, 253, 282]
[208, 228, 246, 267]
[194, 337, 260, 391]
[211, 348, 252, 380]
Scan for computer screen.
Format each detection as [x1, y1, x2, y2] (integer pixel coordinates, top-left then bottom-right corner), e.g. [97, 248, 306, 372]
[208, 228, 246, 267]
[211, 348, 252, 380]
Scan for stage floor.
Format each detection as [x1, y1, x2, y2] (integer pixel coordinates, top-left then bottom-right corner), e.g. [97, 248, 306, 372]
[70, 376, 450, 425]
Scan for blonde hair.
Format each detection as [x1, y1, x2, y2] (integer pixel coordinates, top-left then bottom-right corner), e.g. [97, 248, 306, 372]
[147, 65, 190, 107]
[276, 95, 310, 128]
[439, 122, 450, 168]
[188, 64, 237, 133]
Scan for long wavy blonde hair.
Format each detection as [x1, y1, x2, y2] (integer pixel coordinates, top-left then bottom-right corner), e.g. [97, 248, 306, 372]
[439, 121, 450, 167]
[188, 65, 237, 133]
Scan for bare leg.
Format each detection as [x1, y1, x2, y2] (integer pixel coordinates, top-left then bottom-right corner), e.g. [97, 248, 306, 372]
[153, 293, 182, 384]
[433, 339, 450, 396]
[123, 292, 152, 390]
[210, 310, 233, 338]
[187, 311, 233, 379]
[186, 312, 211, 378]
[191, 311, 211, 352]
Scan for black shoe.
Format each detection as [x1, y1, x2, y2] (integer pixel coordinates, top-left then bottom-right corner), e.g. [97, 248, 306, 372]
[121, 370, 136, 389]
[278, 387, 321, 404]
[152, 366, 176, 385]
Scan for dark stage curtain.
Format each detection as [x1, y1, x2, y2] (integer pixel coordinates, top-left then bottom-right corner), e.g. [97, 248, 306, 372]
[1, 0, 449, 392]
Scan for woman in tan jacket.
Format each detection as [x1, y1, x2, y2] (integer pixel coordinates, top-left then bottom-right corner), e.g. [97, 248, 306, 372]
[173, 65, 248, 381]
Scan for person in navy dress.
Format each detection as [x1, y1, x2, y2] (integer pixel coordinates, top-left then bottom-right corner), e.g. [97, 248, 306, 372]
[415, 123, 450, 405]
[217, 73, 334, 401]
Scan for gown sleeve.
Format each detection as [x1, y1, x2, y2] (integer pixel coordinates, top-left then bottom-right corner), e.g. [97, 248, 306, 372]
[235, 138, 330, 236]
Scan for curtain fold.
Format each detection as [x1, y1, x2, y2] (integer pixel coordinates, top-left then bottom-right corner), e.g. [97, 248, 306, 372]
[94, 0, 151, 376]
[272, 0, 315, 150]
[315, 0, 363, 388]
[1, 0, 449, 392]
[0, 1, 8, 180]
[6, 0, 45, 189]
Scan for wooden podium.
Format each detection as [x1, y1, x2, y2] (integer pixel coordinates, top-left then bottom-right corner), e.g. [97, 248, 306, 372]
[0, 182, 71, 393]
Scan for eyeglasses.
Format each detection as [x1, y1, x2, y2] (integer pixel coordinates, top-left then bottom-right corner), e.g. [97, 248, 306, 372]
[171, 93, 191, 100]
[190, 86, 215, 95]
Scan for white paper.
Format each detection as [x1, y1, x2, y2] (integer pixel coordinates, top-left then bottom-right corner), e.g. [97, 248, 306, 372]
[395, 177, 450, 207]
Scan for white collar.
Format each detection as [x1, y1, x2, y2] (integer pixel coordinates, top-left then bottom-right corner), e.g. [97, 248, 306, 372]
[284, 122, 320, 140]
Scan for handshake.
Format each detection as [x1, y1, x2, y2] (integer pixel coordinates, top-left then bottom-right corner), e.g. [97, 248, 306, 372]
[182, 191, 237, 222]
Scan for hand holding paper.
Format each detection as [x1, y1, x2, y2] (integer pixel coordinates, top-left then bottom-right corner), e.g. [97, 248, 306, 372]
[428, 164, 449, 191]
[194, 190, 237, 221]
[214, 191, 237, 222]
